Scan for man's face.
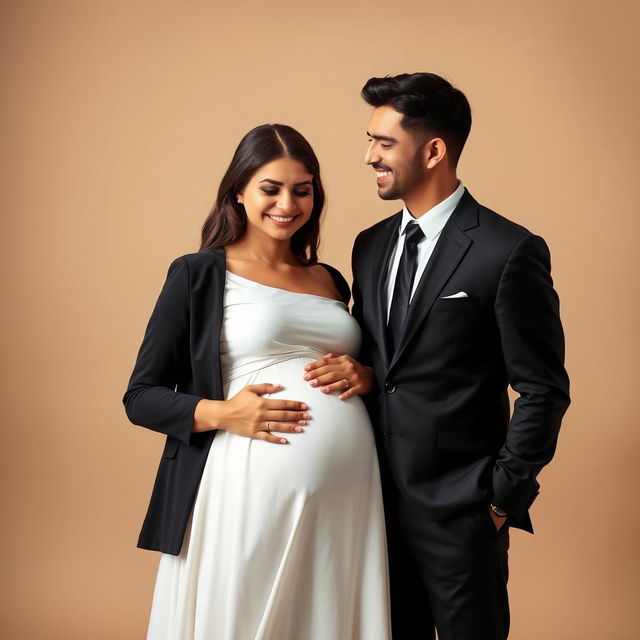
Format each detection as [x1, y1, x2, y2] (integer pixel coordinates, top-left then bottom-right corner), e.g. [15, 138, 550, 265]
[364, 105, 426, 201]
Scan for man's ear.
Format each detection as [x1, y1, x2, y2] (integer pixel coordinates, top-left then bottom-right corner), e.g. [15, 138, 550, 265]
[423, 137, 447, 170]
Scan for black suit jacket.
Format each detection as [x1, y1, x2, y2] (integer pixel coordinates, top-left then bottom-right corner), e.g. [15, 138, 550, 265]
[352, 189, 570, 532]
[123, 247, 350, 554]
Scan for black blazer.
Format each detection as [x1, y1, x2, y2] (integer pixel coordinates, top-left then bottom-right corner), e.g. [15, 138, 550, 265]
[123, 247, 350, 554]
[352, 189, 570, 532]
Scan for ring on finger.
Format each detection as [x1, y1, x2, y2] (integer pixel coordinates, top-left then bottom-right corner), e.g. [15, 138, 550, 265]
[265, 421, 271, 433]
[342, 378, 350, 390]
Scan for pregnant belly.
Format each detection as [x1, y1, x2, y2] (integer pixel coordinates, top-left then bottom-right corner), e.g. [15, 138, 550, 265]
[216, 356, 377, 495]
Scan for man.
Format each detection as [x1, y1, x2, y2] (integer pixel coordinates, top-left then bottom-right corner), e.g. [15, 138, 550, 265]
[307, 73, 570, 639]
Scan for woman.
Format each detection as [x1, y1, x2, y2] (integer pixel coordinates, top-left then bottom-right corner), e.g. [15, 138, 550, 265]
[123, 124, 391, 639]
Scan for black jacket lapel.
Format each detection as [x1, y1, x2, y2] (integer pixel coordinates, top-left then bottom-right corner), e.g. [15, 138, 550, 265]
[369, 213, 402, 368]
[388, 190, 479, 372]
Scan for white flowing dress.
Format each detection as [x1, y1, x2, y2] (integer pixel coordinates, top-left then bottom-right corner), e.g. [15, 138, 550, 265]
[147, 270, 391, 640]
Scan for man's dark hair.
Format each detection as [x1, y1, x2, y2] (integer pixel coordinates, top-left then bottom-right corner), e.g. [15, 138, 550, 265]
[361, 73, 472, 165]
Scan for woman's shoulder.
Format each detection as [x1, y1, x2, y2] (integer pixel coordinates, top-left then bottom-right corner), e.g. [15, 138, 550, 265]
[168, 246, 225, 273]
[157, 248, 226, 296]
[314, 262, 351, 305]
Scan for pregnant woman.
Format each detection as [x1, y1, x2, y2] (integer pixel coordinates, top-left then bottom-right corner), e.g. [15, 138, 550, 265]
[123, 124, 390, 639]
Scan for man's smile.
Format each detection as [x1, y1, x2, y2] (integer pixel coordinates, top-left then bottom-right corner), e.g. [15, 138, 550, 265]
[374, 165, 393, 184]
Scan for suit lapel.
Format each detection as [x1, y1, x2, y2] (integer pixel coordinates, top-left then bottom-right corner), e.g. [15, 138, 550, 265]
[368, 213, 402, 368]
[388, 190, 479, 371]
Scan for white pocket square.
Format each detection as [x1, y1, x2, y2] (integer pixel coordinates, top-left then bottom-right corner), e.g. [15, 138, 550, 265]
[440, 291, 468, 299]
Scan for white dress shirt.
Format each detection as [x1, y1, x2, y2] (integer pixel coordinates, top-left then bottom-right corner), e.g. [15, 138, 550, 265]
[386, 182, 466, 321]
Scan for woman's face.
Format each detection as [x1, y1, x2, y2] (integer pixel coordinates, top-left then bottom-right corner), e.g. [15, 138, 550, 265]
[237, 157, 314, 243]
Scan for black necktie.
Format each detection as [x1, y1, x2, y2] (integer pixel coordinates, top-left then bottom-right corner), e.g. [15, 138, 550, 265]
[387, 221, 425, 353]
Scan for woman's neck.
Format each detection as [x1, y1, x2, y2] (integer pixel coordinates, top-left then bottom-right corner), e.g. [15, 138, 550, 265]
[225, 232, 298, 267]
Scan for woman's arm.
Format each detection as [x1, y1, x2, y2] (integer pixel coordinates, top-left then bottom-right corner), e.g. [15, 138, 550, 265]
[193, 385, 311, 445]
[123, 257, 204, 445]
[304, 241, 376, 400]
[123, 257, 312, 445]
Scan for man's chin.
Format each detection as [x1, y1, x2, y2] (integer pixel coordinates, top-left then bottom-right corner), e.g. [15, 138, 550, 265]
[378, 186, 402, 201]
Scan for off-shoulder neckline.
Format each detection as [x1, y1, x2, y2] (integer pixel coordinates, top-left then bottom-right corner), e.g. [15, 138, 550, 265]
[225, 270, 346, 305]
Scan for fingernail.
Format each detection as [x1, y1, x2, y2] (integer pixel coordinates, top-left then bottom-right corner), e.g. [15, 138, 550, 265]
[301, 403, 308, 410]
[310, 380, 318, 387]
[303, 413, 311, 419]
[295, 427, 303, 432]
[304, 365, 310, 371]
[298, 420, 307, 425]
[321, 388, 329, 394]
[280, 438, 288, 444]
[303, 374, 310, 380]
[338, 395, 344, 401]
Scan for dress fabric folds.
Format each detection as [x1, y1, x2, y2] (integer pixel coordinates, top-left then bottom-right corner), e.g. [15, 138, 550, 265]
[147, 270, 391, 640]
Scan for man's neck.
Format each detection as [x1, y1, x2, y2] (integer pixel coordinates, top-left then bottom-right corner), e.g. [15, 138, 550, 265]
[404, 175, 460, 218]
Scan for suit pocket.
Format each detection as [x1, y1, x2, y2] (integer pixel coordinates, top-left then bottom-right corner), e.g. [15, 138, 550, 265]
[479, 504, 509, 536]
[161, 436, 180, 459]
[431, 297, 475, 312]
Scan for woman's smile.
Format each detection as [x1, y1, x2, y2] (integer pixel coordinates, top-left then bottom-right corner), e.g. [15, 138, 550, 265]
[264, 212, 300, 227]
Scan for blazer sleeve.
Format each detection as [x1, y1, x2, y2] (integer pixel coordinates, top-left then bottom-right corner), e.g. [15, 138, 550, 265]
[351, 233, 376, 371]
[318, 262, 351, 305]
[122, 257, 204, 445]
[491, 234, 571, 517]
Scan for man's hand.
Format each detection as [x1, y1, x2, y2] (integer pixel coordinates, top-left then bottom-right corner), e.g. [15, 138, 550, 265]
[303, 353, 375, 400]
[488, 504, 508, 531]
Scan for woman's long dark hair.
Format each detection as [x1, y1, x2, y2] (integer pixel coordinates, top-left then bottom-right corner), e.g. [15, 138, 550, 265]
[200, 124, 325, 265]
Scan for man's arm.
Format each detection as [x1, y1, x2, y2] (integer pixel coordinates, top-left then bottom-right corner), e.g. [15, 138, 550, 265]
[491, 234, 571, 517]
[351, 233, 375, 370]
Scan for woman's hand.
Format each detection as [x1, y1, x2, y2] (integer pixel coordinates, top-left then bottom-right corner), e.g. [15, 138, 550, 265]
[193, 384, 310, 445]
[303, 353, 374, 400]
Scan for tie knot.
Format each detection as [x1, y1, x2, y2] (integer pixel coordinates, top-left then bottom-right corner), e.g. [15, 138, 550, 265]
[404, 222, 424, 247]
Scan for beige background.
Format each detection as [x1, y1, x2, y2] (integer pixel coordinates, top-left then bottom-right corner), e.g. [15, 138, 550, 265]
[1, 0, 638, 638]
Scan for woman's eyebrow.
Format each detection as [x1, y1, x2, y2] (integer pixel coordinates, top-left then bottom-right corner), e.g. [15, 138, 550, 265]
[259, 179, 313, 187]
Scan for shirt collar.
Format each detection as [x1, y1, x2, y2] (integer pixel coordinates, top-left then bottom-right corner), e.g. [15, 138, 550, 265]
[399, 181, 466, 241]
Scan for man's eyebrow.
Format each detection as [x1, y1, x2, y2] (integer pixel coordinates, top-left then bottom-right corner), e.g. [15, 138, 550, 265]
[366, 131, 397, 143]
[258, 179, 313, 187]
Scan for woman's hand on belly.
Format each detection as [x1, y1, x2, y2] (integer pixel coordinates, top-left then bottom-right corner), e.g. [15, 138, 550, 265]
[303, 353, 375, 400]
[193, 384, 310, 445]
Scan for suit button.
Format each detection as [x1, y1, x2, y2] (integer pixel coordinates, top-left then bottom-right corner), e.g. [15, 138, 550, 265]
[384, 382, 396, 394]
